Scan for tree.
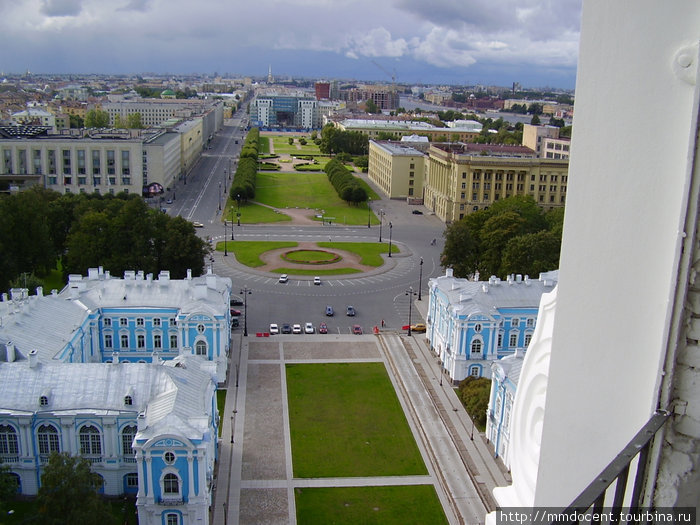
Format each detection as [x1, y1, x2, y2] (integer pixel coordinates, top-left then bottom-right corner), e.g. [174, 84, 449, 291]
[126, 112, 143, 129]
[69, 114, 84, 128]
[530, 114, 541, 125]
[365, 99, 380, 114]
[33, 452, 116, 525]
[440, 219, 480, 278]
[457, 377, 491, 429]
[0, 464, 18, 513]
[84, 109, 110, 128]
[113, 114, 126, 129]
[501, 230, 562, 277]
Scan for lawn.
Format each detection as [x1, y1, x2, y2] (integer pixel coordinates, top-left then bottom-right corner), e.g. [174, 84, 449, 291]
[270, 135, 322, 156]
[286, 362, 427, 478]
[222, 201, 291, 224]
[217, 389, 226, 437]
[217, 241, 298, 267]
[258, 136, 271, 154]
[317, 242, 399, 266]
[295, 486, 448, 525]
[256, 171, 379, 226]
[269, 267, 362, 276]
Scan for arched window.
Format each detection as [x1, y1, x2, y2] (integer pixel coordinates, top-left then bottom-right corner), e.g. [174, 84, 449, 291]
[195, 340, 207, 356]
[121, 425, 137, 458]
[0, 424, 19, 456]
[471, 339, 482, 355]
[524, 333, 533, 347]
[38, 424, 60, 455]
[163, 473, 179, 494]
[79, 425, 102, 456]
[166, 513, 179, 525]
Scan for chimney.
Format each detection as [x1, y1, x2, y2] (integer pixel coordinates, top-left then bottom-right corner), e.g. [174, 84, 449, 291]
[206, 273, 216, 289]
[482, 284, 489, 293]
[4, 342, 16, 362]
[187, 269, 192, 280]
[445, 268, 454, 278]
[516, 274, 522, 283]
[137, 413, 147, 431]
[88, 268, 99, 280]
[112, 351, 120, 364]
[36, 286, 43, 297]
[29, 349, 38, 368]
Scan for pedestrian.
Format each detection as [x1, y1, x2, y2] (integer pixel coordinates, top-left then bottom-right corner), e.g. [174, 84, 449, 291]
[381, 319, 385, 327]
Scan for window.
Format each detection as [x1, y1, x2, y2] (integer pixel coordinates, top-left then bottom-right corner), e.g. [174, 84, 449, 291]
[164, 451, 175, 464]
[195, 340, 207, 356]
[136, 318, 144, 327]
[474, 323, 482, 333]
[79, 425, 102, 455]
[170, 334, 178, 349]
[40, 396, 48, 407]
[107, 150, 115, 175]
[525, 333, 532, 347]
[137, 334, 145, 348]
[119, 318, 128, 327]
[104, 318, 112, 326]
[47, 150, 56, 174]
[526, 318, 534, 328]
[153, 318, 161, 327]
[512, 318, 520, 327]
[0, 425, 19, 456]
[92, 150, 101, 175]
[62, 149, 71, 174]
[471, 339, 482, 355]
[121, 150, 130, 175]
[38, 424, 60, 455]
[470, 367, 480, 377]
[121, 334, 129, 348]
[509, 333, 518, 347]
[125, 473, 138, 488]
[169, 317, 176, 325]
[163, 473, 179, 494]
[498, 332, 504, 347]
[166, 513, 179, 525]
[104, 334, 113, 349]
[154, 334, 162, 349]
[77, 149, 86, 175]
[197, 324, 205, 334]
[124, 395, 132, 406]
[121, 426, 137, 456]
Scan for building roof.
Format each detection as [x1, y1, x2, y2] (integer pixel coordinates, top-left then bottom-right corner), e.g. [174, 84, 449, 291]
[430, 269, 558, 319]
[492, 350, 525, 388]
[371, 140, 424, 156]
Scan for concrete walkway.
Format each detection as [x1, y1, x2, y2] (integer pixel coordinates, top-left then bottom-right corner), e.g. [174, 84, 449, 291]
[211, 330, 508, 525]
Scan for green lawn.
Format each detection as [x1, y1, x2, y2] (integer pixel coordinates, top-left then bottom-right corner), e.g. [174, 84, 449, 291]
[256, 172, 379, 226]
[286, 362, 427, 478]
[258, 136, 271, 154]
[269, 267, 362, 276]
[317, 242, 399, 266]
[270, 135, 323, 156]
[217, 389, 226, 437]
[217, 241, 298, 267]
[295, 486, 448, 525]
[222, 201, 291, 224]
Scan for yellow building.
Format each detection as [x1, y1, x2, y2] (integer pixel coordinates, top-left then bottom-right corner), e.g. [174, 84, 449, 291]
[424, 143, 569, 223]
[336, 119, 480, 143]
[368, 140, 426, 199]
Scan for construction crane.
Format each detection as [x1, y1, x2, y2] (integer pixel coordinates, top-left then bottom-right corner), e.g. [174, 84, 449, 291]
[371, 60, 397, 90]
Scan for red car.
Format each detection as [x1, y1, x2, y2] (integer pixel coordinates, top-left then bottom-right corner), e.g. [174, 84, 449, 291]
[318, 322, 328, 334]
[352, 325, 363, 335]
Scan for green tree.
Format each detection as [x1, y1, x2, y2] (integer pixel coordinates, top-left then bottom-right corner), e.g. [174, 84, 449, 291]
[365, 99, 380, 114]
[440, 218, 480, 278]
[84, 109, 110, 128]
[113, 114, 126, 129]
[457, 377, 491, 429]
[33, 452, 116, 525]
[69, 114, 84, 128]
[501, 230, 562, 277]
[530, 114, 541, 125]
[126, 112, 143, 129]
[0, 463, 18, 513]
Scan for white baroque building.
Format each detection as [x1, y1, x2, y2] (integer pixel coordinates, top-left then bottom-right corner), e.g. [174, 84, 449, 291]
[427, 268, 557, 381]
[0, 268, 232, 525]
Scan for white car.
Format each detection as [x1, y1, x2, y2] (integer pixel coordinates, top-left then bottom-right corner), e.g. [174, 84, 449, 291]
[304, 322, 315, 334]
[292, 323, 302, 334]
[279, 274, 288, 283]
[269, 323, 279, 335]
[313, 276, 321, 285]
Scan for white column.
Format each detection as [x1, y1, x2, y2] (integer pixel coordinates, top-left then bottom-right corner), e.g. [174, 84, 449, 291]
[136, 451, 146, 498]
[145, 454, 154, 500]
[187, 452, 195, 498]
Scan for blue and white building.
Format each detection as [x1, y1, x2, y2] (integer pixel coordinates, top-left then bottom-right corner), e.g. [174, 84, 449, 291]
[427, 268, 557, 381]
[485, 351, 524, 469]
[0, 267, 232, 525]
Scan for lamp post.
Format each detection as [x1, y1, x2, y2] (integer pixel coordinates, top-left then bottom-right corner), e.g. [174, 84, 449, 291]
[240, 287, 252, 336]
[388, 222, 393, 257]
[218, 181, 222, 211]
[418, 257, 423, 300]
[367, 198, 371, 228]
[230, 416, 234, 444]
[236, 194, 241, 226]
[223, 502, 228, 525]
[224, 221, 228, 256]
[405, 287, 416, 336]
[379, 210, 384, 242]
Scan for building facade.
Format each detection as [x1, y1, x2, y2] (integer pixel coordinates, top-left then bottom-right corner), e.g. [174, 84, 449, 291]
[427, 269, 557, 381]
[423, 143, 568, 223]
[249, 94, 319, 129]
[335, 119, 481, 142]
[368, 140, 426, 199]
[485, 351, 523, 469]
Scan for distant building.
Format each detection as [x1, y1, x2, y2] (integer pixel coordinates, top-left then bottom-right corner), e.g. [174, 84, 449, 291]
[315, 82, 330, 100]
[249, 93, 318, 129]
[340, 85, 399, 110]
[335, 119, 480, 142]
[427, 269, 558, 381]
[521, 124, 560, 157]
[10, 107, 56, 128]
[368, 140, 426, 199]
[423, 142, 568, 223]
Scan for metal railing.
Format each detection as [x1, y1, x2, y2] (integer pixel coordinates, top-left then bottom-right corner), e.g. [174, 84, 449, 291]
[552, 410, 671, 524]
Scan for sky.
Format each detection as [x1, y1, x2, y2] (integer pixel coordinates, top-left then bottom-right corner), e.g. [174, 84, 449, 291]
[0, 0, 582, 89]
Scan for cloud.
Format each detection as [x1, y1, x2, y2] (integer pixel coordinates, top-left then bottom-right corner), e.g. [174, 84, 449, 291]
[40, 0, 83, 17]
[117, 0, 151, 12]
[345, 27, 408, 59]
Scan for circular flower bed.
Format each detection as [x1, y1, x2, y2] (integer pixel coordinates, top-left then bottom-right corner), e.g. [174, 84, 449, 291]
[281, 249, 342, 265]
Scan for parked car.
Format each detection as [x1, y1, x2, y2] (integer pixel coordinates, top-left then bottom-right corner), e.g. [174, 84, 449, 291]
[314, 276, 321, 285]
[304, 322, 315, 334]
[318, 322, 328, 334]
[281, 323, 292, 334]
[352, 325, 363, 335]
[410, 323, 427, 333]
[166, 199, 173, 204]
[230, 296, 244, 306]
[412, 209, 423, 215]
[193, 221, 204, 228]
[269, 323, 279, 335]
[230, 308, 241, 317]
[292, 323, 302, 334]
[325, 305, 334, 316]
[346, 305, 356, 316]
[279, 274, 288, 283]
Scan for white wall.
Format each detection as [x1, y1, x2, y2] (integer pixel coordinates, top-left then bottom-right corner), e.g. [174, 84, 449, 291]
[534, 1, 700, 506]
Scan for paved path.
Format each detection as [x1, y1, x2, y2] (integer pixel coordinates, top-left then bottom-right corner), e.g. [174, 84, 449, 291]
[211, 329, 508, 525]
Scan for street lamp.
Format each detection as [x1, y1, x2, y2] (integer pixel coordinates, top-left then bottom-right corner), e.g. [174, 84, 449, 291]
[367, 198, 371, 228]
[218, 181, 222, 211]
[405, 287, 416, 336]
[418, 257, 423, 300]
[379, 210, 384, 242]
[240, 287, 252, 336]
[224, 221, 228, 256]
[388, 222, 393, 257]
[230, 416, 234, 444]
[236, 194, 241, 226]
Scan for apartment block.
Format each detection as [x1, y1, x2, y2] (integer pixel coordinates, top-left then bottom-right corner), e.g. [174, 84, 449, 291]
[368, 140, 426, 199]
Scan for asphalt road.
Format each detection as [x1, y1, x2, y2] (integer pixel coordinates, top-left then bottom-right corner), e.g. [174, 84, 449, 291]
[169, 116, 448, 335]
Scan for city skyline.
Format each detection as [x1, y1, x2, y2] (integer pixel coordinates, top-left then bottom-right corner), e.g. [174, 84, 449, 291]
[1, 0, 582, 89]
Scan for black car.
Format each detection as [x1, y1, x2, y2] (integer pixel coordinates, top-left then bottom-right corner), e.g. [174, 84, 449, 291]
[281, 323, 292, 334]
[412, 209, 423, 215]
[230, 296, 244, 306]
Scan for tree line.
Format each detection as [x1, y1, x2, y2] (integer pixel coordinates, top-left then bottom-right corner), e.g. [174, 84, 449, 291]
[0, 187, 208, 294]
[324, 158, 368, 204]
[441, 195, 563, 279]
[229, 127, 260, 202]
[319, 124, 369, 156]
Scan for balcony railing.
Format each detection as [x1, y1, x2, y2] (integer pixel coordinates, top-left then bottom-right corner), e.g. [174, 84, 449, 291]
[157, 497, 185, 506]
[550, 410, 671, 525]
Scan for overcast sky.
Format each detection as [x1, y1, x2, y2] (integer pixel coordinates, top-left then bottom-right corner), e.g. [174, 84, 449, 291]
[1, 0, 582, 89]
